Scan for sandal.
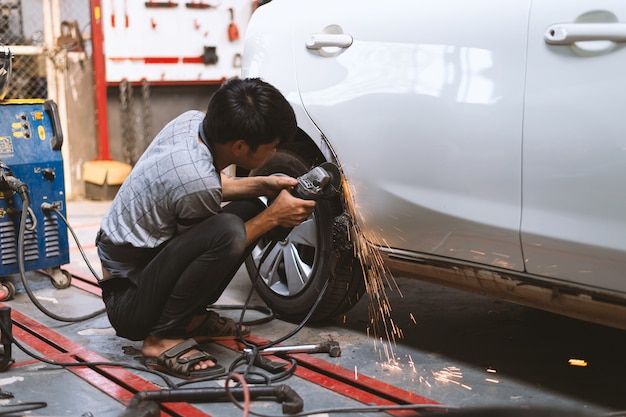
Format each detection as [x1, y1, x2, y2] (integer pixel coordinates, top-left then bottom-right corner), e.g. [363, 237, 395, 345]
[186, 310, 250, 342]
[144, 339, 225, 380]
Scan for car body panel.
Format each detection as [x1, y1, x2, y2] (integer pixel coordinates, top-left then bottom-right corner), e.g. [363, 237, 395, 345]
[242, 4, 338, 162]
[242, 0, 626, 329]
[286, 0, 532, 270]
[522, 0, 626, 293]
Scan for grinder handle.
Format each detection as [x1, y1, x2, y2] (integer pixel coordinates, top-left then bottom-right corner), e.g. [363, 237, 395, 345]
[44, 100, 64, 151]
[268, 162, 342, 242]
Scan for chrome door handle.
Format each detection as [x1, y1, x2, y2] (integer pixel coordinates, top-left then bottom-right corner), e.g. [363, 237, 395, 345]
[305, 33, 353, 49]
[545, 23, 626, 45]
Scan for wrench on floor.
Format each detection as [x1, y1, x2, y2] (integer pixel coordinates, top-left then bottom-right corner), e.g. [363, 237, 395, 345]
[243, 341, 342, 373]
[260, 341, 342, 357]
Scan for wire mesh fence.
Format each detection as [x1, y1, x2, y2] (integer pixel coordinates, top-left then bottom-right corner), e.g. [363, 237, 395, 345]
[0, 0, 92, 100]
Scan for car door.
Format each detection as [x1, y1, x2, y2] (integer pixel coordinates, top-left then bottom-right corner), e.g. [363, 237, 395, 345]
[292, 0, 531, 271]
[522, 1, 626, 293]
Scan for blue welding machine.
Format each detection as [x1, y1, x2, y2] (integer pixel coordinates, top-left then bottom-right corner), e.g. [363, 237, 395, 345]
[0, 99, 71, 299]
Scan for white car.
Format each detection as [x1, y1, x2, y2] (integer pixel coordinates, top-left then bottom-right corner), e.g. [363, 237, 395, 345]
[241, 0, 626, 331]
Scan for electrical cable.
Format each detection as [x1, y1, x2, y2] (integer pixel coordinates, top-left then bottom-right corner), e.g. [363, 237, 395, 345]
[0, 401, 47, 415]
[8, 186, 278, 389]
[5, 177, 624, 417]
[226, 397, 454, 417]
[6, 193, 289, 389]
[175, 368, 273, 389]
[16, 195, 105, 322]
[229, 356, 298, 385]
[176, 237, 334, 388]
[24, 206, 36, 231]
[209, 304, 275, 326]
[225, 372, 251, 417]
[0, 160, 425, 415]
[214, 238, 335, 386]
[44, 203, 104, 282]
[243, 238, 335, 352]
[0, 314, 185, 388]
[6, 310, 623, 417]
[2, 165, 351, 411]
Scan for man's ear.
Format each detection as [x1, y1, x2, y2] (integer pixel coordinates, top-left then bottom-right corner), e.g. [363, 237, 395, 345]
[231, 139, 249, 157]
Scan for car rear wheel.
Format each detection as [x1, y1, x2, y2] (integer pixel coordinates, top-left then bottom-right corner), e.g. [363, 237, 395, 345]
[245, 148, 366, 323]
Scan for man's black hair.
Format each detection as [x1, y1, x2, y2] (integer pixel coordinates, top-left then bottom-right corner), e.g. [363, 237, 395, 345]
[202, 77, 297, 151]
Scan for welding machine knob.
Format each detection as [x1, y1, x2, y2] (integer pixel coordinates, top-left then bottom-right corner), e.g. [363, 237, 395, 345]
[42, 168, 55, 181]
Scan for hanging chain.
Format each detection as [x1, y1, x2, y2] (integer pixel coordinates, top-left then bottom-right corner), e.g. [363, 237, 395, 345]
[141, 79, 152, 155]
[119, 79, 137, 165]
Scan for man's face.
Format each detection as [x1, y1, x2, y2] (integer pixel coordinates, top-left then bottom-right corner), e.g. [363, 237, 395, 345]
[239, 138, 280, 170]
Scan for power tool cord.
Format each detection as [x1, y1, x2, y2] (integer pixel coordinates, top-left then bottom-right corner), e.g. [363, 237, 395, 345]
[15, 199, 315, 386]
[184, 240, 334, 387]
[47, 204, 103, 282]
[0, 313, 182, 388]
[8, 182, 358, 408]
[7, 202, 462, 416]
[0, 402, 48, 415]
[0, 282, 451, 417]
[17, 195, 307, 377]
[16, 198, 105, 322]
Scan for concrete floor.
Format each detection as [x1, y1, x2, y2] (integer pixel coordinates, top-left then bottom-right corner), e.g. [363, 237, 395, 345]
[0, 199, 624, 417]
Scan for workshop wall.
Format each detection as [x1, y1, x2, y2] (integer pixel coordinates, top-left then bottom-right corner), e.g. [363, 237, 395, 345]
[102, 1, 251, 84]
[105, 83, 219, 166]
[1, 0, 251, 199]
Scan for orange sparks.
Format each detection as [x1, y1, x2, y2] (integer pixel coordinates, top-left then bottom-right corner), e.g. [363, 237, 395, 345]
[341, 174, 414, 373]
[433, 366, 464, 385]
[568, 358, 588, 367]
[408, 354, 417, 373]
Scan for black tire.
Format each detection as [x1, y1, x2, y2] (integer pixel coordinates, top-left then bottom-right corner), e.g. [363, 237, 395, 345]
[245, 149, 366, 323]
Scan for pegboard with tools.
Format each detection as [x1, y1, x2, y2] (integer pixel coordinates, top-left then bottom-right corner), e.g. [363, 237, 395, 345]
[102, 0, 256, 84]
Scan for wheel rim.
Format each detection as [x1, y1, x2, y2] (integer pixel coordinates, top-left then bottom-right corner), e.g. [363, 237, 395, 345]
[252, 213, 319, 297]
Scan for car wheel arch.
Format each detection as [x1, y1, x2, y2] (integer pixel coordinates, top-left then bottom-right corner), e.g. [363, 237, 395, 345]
[245, 128, 367, 323]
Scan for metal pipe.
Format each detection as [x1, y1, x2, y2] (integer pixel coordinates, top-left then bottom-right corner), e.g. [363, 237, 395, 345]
[119, 385, 304, 416]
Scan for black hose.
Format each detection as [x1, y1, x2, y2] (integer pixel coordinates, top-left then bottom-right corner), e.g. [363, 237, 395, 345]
[0, 402, 47, 415]
[43, 203, 103, 281]
[17, 192, 105, 322]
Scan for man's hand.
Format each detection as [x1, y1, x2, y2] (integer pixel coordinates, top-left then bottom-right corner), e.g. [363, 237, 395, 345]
[268, 189, 316, 228]
[221, 173, 297, 201]
[244, 188, 316, 245]
[263, 175, 298, 199]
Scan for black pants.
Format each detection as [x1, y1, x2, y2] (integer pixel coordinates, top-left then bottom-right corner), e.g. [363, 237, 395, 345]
[97, 199, 264, 341]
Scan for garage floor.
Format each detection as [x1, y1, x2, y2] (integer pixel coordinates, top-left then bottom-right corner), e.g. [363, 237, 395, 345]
[0, 199, 624, 417]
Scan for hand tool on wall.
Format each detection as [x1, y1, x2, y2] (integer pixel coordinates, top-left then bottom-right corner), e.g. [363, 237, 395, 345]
[124, 0, 129, 27]
[186, 1, 212, 8]
[145, 1, 178, 7]
[110, 0, 116, 27]
[228, 8, 239, 41]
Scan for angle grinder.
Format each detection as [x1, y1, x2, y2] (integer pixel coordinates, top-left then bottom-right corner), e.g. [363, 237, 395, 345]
[268, 161, 342, 242]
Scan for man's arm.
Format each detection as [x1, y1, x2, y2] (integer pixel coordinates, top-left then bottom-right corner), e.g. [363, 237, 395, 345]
[243, 189, 316, 246]
[221, 172, 297, 200]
